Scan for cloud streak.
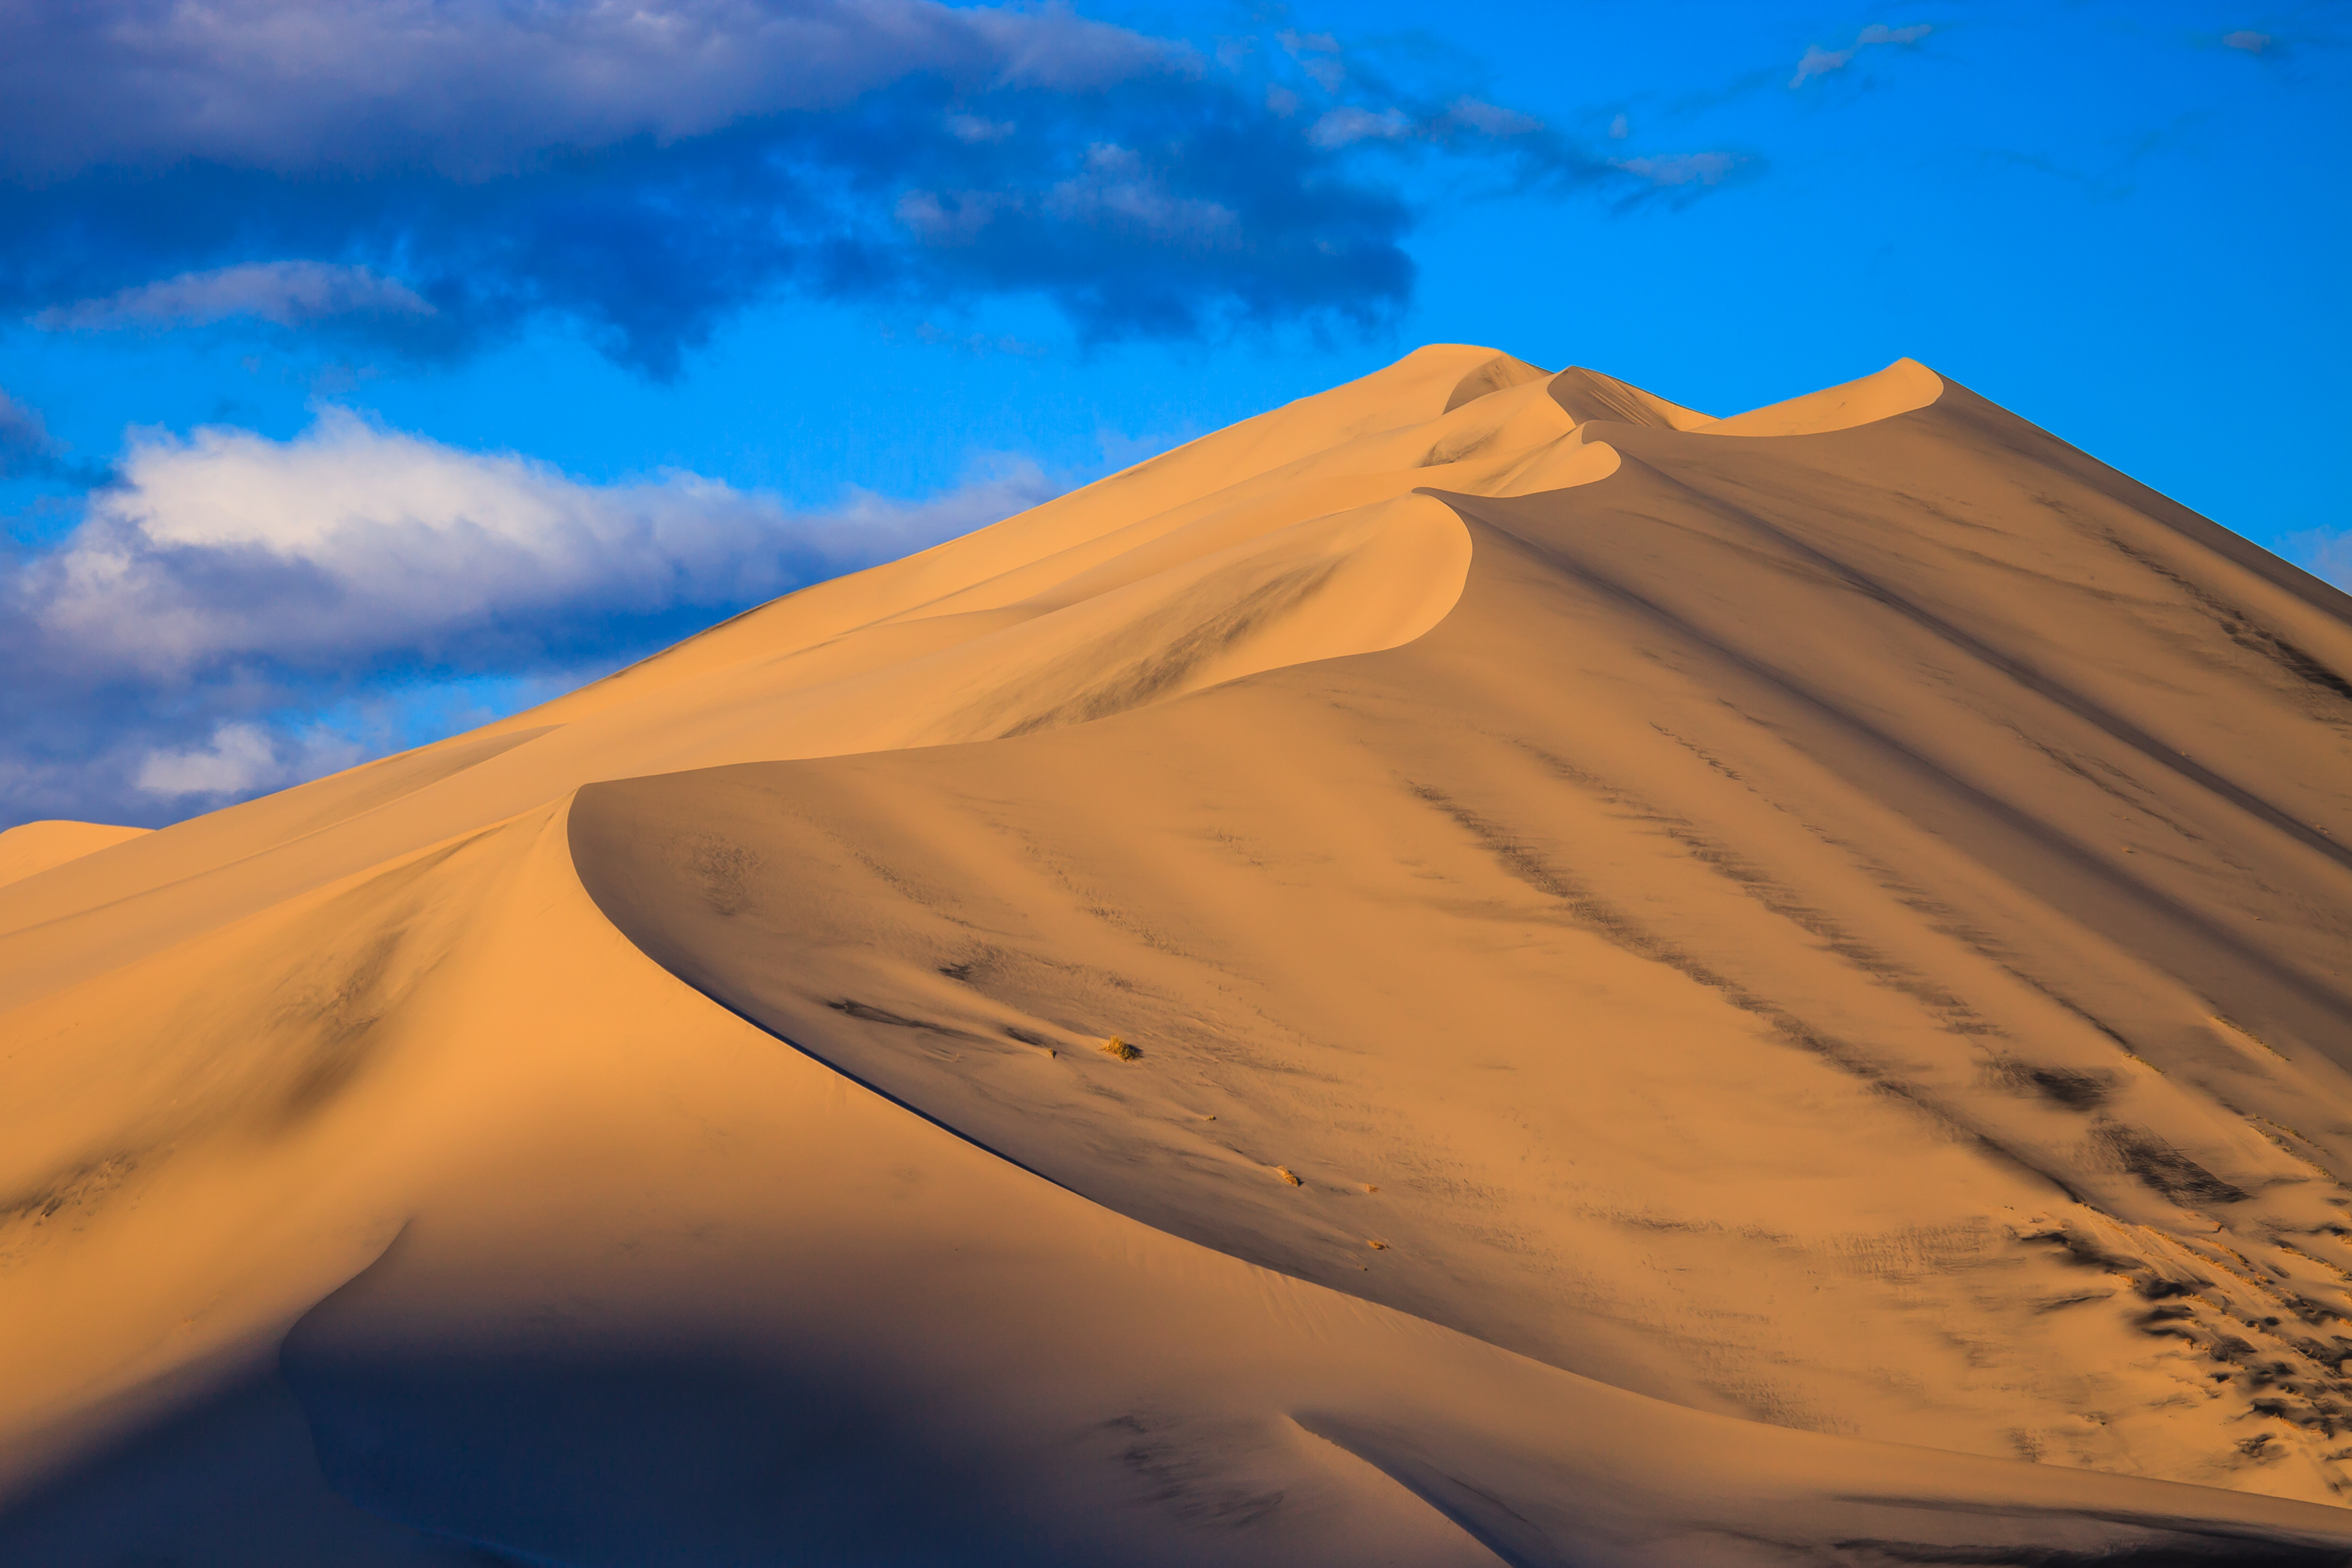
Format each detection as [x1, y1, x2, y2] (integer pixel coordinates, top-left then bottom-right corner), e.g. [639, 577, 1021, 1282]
[1790, 22, 1934, 88]
[36, 261, 434, 330]
[1611, 152, 1734, 188]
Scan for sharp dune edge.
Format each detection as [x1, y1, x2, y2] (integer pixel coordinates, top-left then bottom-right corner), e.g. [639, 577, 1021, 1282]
[5, 348, 2352, 1565]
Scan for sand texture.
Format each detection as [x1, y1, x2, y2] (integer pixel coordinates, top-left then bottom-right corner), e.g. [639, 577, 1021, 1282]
[6, 346, 2352, 1565]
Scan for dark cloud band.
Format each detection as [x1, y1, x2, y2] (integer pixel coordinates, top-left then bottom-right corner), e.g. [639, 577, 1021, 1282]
[0, 2, 1712, 370]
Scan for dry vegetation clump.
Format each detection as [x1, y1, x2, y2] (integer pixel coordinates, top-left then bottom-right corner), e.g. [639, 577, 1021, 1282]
[1099, 1035, 1139, 1061]
[1275, 1167, 1301, 1187]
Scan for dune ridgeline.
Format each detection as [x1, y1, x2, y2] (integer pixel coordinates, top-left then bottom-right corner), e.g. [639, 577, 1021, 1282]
[6, 345, 2352, 1565]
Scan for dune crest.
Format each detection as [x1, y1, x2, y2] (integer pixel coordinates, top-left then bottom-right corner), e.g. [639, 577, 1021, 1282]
[1699, 356, 1946, 435]
[0, 821, 149, 889]
[9, 346, 2352, 1564]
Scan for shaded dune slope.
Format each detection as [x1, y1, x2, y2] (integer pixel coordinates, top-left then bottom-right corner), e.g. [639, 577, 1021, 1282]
[7, 347, 2352, 1564]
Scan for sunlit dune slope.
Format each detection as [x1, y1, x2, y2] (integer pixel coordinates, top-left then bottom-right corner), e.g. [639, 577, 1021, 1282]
[8, 346, 2352, 1565]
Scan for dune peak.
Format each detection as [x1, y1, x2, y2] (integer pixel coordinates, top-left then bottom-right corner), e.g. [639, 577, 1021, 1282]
[1442, 351, 1553, 413]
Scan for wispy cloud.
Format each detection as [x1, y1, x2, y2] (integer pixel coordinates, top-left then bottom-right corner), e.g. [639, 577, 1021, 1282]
[1612, 152, 1735, 187]
[35, 261, 433, 331]
[1038, 145, 1243, 246]
[1449, 99, 1543, 138]
[2222, 30, 2272, 53]
[1308, 107, 1413, 149]
[1790, 22, 1934, 88]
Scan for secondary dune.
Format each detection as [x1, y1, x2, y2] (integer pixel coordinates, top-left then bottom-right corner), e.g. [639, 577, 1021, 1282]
[5, 345, 2352, 1564]
[0, 821, 149, 889]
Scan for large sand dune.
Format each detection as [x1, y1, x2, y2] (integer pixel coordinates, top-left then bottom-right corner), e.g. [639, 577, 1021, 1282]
[6, 346, 2352, 1564]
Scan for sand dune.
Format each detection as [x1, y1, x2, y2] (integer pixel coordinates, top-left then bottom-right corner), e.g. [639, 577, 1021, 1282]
[7, 346, 2352, 1564]
[0, 821, 149, 889]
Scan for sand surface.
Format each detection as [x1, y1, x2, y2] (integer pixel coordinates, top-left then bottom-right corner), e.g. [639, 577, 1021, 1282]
[6, 346, 2352, 1564]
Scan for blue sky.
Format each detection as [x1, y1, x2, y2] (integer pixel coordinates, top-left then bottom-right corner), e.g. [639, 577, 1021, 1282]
[0, 0, 2343, 829]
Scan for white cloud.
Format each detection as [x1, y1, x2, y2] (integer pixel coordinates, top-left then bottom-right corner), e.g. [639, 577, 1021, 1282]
[34, 261, 433, 331]
[1608, 113, 1630, 140]
[1308, 107, 1412, 149]
[31, 410, 1059, 673]
[1615, 152, 1734, 187]
[136, 722, 277, 797]
[1790, 22, 1933, 87]
[133, 719, 375, 800]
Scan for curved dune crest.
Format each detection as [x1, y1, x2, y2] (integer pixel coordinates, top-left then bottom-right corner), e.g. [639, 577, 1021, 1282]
[0, 821, 150, 889]
[1546, 364, 1717, 430]
[1699, 355, 1945, 436]
[1442, 349, 1552, 412]
[8, 346, 2352, 1564]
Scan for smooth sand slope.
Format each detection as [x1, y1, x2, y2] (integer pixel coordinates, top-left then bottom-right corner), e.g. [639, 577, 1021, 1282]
[6, 346, 2352, 1565]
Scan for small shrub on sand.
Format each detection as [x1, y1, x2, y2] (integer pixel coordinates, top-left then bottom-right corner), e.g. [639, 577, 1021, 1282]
[1099, 1036, 1139, 1061]
[1276, 1166, 1301, 1187]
